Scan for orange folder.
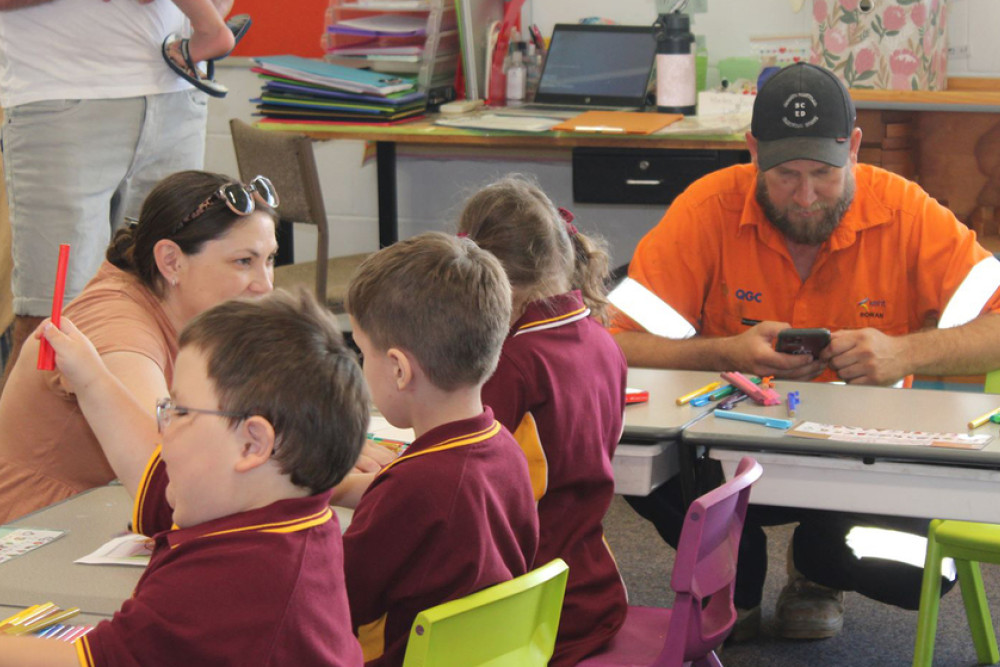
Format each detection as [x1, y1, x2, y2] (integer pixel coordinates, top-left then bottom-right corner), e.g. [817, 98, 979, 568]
[552, 110, 684, 135]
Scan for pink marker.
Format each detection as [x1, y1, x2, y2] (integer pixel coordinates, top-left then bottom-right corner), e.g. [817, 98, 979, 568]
[37, 244, 70, 371]
[720, 371, 782, 406]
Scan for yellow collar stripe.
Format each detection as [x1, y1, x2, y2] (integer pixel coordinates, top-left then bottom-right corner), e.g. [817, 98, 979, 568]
[131, 445, 163, 536]
[379, 421, 502, 475]
[169, 507, 332, 548]
[516, 306, 589, 333]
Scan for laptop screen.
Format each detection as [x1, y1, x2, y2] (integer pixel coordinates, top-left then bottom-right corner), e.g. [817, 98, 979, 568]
[533, 24, 657, 108]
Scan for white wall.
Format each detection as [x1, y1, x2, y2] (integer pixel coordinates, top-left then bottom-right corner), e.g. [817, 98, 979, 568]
[207, 0, 1000, 269]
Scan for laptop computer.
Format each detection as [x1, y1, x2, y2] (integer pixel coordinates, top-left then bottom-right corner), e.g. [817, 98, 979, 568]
[500, 24, 657, 118]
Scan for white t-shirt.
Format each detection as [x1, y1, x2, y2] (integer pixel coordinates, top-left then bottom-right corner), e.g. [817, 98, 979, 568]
[0, 0, 191, 107]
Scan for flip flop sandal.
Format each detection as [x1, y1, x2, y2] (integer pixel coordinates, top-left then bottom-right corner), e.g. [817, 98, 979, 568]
[221, 14, 252, 59]
[161, 34, 228, 98]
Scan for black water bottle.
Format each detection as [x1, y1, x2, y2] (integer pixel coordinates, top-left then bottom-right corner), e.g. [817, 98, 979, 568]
[654, 12, 696, 115]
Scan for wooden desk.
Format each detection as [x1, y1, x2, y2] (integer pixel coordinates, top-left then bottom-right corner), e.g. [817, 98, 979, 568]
[278, 117, 745, 248]
[681, 380, 1000, 522]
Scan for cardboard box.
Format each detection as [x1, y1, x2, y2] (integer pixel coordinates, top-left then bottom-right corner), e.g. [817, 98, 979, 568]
[811, 0, 947, 91]
[612, 441, 678, 496]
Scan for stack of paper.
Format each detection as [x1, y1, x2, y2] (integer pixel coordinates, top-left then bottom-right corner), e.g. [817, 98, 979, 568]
[252, 55, 426, 124]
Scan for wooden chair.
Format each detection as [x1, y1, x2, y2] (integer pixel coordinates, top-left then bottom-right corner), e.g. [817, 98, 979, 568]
[229, 118, 371, 311]
[401, 558, 569, 667]
[577, 456, 763, 667]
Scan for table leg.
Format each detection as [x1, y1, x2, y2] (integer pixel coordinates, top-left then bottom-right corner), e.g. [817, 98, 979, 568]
[376, 141, 398, 248]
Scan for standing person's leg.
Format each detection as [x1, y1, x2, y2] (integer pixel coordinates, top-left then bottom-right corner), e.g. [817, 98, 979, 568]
[0, 97, 153, 390]
[114, 90, 207, 232]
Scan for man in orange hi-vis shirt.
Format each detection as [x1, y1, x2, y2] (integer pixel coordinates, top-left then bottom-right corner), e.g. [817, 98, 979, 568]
[613, 63, 1000, 644]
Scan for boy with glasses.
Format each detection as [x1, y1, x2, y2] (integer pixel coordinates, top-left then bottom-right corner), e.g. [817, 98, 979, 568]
[0, 289, 367, 666]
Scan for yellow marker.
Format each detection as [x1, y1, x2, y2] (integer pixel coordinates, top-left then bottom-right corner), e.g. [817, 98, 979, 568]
[676, 381, 723, 406]
[968, 406, 1000, 429]
[0, 604, 46, 631]
[13, 607, 80, 636]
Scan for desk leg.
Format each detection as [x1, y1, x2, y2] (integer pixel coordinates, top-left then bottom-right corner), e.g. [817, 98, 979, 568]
[376, 141, 398, 248]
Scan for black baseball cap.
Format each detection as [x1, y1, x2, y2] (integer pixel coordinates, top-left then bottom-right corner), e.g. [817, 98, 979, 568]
[751, 62, 856, 172]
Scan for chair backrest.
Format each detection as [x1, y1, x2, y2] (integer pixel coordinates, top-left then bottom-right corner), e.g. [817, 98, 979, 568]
[228, 118, 329, 297]
[659, 456, 763, 665]
[401, 558, 569, 667]
[984, 369, 1000, 394]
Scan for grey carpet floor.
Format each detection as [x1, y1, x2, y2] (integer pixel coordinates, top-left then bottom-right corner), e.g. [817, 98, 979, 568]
[604, 494, 1000, 667]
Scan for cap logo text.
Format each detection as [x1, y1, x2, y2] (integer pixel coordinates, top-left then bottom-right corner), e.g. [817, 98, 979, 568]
[782, 92, 819, 129]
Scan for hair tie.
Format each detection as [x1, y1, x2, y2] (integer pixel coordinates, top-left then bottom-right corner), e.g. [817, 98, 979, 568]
[558, 207, 578, 236]
[456, 231, 469, 238]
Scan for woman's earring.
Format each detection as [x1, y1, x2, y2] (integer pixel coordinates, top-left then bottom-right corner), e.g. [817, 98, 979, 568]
[170, 278, 178, 287]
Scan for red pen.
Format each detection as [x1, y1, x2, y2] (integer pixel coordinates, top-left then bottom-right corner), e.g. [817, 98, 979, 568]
[37, 244, 70, 371]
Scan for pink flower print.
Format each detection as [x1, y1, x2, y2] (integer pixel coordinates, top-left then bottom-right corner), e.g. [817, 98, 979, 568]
[911, 3, 926, 27]
[814, 0, 829, 23]
[840, 0, 859, 10]
[824, 28, 849, 55]
[855, 47, 876, 73]
[889, 49, 919, 89]
[883, 6, 907, 32]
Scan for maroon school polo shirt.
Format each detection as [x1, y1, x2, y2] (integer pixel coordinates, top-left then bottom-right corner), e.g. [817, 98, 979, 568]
[76, 448, 363, 667]
[483, 291, 628, 666]
[343, 408, 539, 667]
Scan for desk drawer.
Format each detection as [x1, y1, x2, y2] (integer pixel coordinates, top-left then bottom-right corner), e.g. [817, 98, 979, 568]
[613, 441, 678, 496]
[572, 147, 749, 205]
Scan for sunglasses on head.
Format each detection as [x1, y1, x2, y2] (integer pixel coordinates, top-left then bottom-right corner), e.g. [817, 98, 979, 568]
[180, 175, 280, 226]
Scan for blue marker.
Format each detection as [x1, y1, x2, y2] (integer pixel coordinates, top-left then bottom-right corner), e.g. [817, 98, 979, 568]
[714, 409, 794, 430]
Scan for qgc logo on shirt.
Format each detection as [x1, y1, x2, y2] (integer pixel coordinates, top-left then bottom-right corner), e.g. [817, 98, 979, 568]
[735, 289, 763, 303]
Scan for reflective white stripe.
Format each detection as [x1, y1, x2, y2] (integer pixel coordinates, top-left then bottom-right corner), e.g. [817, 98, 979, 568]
[938, 257, 1000, 328]
[609, 277, 697, 339]
[846, 526, 956, 580]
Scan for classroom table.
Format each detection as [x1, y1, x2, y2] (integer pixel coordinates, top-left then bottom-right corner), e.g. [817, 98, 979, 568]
[287, 116, 746, 248]
[681, 379, 1000, 523]
[0, 485, 138, 619]
[615, 368, 722, 497]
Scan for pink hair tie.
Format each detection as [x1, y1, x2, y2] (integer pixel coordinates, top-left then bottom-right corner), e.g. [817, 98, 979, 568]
[456, 231, 469, 238]
[558, 207, 578, 236]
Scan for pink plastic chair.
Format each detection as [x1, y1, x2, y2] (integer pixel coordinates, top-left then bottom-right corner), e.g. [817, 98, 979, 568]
[579, 456, 763, 667]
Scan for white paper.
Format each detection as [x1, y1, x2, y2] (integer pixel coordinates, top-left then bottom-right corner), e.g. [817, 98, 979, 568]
[75, 533, 152, 567]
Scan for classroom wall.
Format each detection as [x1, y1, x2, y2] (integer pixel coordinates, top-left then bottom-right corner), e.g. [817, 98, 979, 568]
[206, 0, 1000, 269]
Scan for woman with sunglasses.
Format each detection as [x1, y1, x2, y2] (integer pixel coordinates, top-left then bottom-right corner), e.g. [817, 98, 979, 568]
[0, 170, 279, 522]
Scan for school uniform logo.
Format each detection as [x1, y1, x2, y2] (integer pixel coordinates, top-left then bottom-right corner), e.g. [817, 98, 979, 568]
[857, 297, 886, 319]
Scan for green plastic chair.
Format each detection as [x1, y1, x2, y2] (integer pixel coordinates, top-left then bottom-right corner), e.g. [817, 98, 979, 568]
[913, 520, 1000, 666]
[401, 558, 569, 667]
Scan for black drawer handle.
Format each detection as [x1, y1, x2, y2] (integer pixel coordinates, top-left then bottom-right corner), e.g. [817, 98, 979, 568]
[626, 179, 663, 186]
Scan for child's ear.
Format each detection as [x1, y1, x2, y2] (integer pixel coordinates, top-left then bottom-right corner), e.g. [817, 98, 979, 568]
[153, 239, 184, 286]
[387, 347, 413, 390]
[234, 415, 276, 472]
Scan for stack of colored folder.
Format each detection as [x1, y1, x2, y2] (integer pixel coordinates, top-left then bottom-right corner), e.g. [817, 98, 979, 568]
[251, 55, 427, 124]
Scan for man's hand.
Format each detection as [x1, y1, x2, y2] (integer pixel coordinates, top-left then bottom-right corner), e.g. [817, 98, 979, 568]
[821, 327, 907, 385]
[39, 318, 108, 395]
[726, 321, 825, 380]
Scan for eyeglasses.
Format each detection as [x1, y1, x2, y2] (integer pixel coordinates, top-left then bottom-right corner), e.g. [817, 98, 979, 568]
[155, 397, 247, 434]
[181, 175, 280, 226]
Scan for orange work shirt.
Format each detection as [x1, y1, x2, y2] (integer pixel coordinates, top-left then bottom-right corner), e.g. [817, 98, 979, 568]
[613, 163, 1000, 382]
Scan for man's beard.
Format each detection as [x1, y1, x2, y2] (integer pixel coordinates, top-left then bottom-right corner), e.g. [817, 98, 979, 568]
[755, 171, 855, 246]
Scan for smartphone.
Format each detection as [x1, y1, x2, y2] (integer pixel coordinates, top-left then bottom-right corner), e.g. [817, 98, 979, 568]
[775, 328, 831, 357]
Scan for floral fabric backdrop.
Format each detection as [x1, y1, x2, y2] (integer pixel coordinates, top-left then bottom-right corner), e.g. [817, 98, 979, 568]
[811, 0, 948, 90]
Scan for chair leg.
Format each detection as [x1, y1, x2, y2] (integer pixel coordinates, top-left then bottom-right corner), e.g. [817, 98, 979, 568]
[692, 651, 723, 667]
[913, 529, 944, 667]
[954, 559, 1000, 665]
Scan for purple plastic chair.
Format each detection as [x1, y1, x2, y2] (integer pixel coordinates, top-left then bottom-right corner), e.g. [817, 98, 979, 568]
[579, 456, 763, 667]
